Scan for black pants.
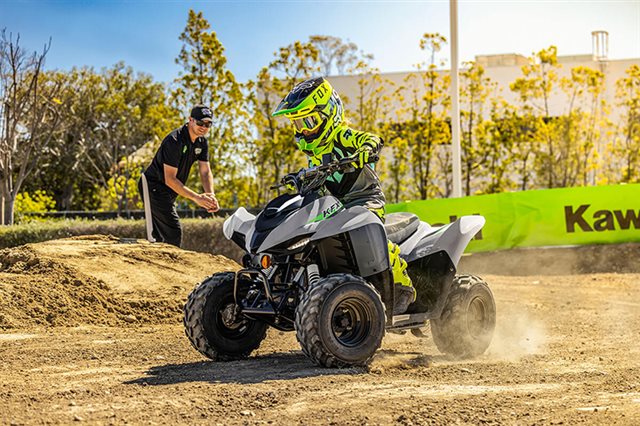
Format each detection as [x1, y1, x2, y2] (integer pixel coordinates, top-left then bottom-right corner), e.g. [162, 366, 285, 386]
[138, 178, 182, 247]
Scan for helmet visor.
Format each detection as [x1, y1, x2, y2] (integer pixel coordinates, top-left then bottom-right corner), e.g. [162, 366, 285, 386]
[290, 112, 323, 134]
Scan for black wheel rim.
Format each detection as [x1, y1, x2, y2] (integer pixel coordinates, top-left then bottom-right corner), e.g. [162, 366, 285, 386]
[211, 297, 249, 339]
[467, 296, 490, 336]
[331, 297, 372, 347]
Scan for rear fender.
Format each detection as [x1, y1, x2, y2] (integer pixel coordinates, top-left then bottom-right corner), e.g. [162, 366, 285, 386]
[401, 216, 485, 267]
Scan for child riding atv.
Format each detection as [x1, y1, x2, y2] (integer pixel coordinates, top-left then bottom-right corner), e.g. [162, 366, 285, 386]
[272, 76, 415, 315]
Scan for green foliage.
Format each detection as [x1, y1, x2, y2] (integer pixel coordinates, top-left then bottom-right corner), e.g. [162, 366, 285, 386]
[103, 163, 144, 211]
[5, 24, 638, 216]
[391, 33, 451, 200]
[0, 218, 144, 248]
[24, 64, 179, 213]
[348, 61, 394, 133]
[485, 101, 538, 191]
[608, 64, 640, 183]
[309, 35, 369, 76]
[172, 9, 252, 210]
[509, 47, 610, 189]
[15, 190, 56, 213]
[247, 38, 323, 205]
[0, 218, 243, 261]
[459, 61, 495, 195]
[14, 190, 57, 224]
[384, 136, 410, 203]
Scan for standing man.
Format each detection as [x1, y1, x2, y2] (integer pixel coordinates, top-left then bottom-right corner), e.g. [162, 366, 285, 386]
[138, 105, 219, 247]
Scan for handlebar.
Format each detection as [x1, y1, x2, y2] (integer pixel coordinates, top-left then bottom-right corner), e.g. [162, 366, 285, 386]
[270, 153, 380, 193]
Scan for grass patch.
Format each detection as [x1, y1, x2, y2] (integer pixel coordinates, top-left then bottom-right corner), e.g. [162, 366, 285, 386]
[0, 218, 244, 261]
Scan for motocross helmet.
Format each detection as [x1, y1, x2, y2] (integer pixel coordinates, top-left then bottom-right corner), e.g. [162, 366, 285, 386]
[272, 77, 344, 157]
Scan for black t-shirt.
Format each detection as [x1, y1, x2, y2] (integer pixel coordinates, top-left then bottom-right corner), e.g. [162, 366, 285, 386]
[144, 124, 209, 193]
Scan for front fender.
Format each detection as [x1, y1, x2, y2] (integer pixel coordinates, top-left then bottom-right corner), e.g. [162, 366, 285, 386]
[310, 206, 384, 242]
[223, 207, 256, 251]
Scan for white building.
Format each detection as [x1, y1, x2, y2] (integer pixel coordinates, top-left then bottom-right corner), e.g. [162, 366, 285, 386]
[329, 31, 639, 125]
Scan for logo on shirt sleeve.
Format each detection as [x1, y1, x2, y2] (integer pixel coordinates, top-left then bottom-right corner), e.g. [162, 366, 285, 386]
[195, 148, 202, 155]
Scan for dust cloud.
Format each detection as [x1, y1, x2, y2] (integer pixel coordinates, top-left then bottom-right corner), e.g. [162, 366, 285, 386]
[487, 309, 548, 361]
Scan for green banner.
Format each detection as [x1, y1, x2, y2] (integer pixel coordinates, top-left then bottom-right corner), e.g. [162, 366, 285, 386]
[387, 184, 640, 252]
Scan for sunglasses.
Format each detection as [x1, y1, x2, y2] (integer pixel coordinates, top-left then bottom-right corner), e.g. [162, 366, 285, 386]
[194, 119, 212, 128]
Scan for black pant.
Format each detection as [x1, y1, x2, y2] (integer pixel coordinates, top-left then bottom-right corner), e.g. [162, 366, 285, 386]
[138, 177, 182, 247]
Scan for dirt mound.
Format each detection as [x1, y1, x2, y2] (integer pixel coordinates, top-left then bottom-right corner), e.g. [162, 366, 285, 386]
[460, 242, 640, 276]
[0, 235, 239, 329]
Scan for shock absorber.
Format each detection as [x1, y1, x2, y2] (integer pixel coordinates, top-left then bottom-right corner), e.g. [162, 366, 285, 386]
[306, 263, 320, 287]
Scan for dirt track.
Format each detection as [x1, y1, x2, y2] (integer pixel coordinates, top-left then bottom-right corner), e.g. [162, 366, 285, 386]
[1, 236, 639, 425]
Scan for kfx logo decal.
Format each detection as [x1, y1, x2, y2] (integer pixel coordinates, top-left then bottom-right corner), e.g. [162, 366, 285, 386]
[308, 201, 343, 224]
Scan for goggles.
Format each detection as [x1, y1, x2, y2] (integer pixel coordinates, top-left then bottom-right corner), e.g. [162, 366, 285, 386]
[290, 112, 323, 134]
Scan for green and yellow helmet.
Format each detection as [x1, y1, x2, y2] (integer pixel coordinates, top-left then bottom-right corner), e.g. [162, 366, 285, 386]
[272, 77, 344, 157]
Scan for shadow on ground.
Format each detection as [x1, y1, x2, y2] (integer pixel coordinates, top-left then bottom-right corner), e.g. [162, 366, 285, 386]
[125, 351, 366, 386]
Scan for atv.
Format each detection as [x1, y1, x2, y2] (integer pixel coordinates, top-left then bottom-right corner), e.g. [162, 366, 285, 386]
[184, 154, 496, 368]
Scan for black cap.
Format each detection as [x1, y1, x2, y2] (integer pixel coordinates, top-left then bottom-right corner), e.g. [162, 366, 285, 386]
[190, 105, 213, 122]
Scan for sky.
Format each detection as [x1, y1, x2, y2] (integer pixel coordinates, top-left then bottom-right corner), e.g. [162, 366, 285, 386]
[1, 0, 639, 84]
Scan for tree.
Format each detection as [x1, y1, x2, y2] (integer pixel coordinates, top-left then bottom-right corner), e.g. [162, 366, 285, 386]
[172, 10, 250, 207]
[0, 29, 64, 224]
[309, 35, 369, 76]
[32, 68, 105, 211]
[83, 63, 177, 213]
[345, 60, 398, 200]
[485, 100, 537, 192]
[22, 65, 178, 213]
[558, 66, 606, 186]
[384, 132, 410, 203]
[510, 46, 562, 189]
[348, 60, 393, 133]
[459, 61, 495, 195]
[395, 33, 450, 200]
[511, 47, 610, 189]
[246, 40, 321, 206]
[609, 64, 640, 183]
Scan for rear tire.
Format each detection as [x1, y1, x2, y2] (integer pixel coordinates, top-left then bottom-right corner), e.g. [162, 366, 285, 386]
[430, 274, 496, 359]
[295, 274, 385, 368]
[184, 272, 268, 361]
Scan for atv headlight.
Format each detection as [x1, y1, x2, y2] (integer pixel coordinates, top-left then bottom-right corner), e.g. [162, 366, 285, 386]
[287, 237, 311, 251]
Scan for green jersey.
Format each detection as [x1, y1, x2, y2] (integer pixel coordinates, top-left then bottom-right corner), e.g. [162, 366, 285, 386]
[309, 125, 386, 210]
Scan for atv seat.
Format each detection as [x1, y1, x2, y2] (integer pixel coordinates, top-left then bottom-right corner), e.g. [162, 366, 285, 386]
[384, 212, 421, 245]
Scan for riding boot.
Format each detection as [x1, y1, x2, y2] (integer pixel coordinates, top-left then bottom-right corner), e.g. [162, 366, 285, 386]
[388, 241, 416, 315]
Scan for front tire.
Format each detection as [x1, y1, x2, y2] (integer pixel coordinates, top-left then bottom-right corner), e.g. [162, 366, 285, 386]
[184, 272, 268, 361]
[295, 274, 386, 368]
[430, 274, 496, 359]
